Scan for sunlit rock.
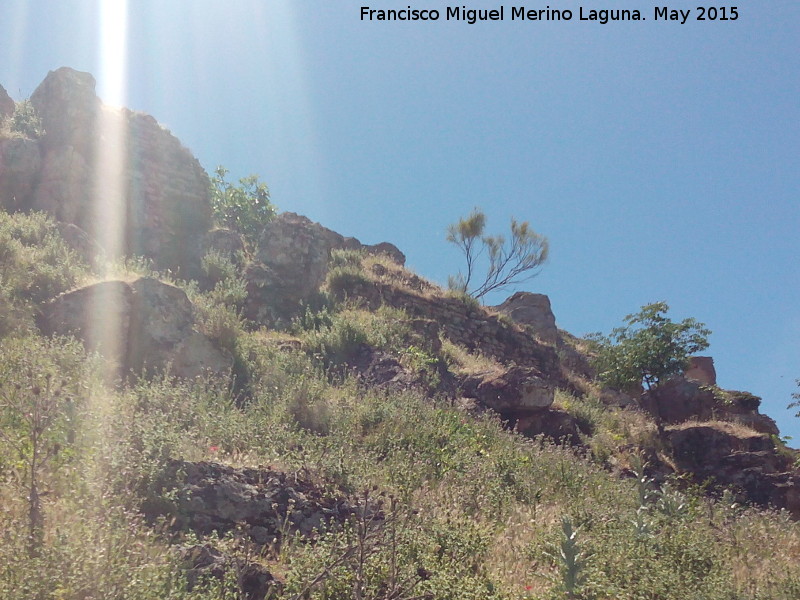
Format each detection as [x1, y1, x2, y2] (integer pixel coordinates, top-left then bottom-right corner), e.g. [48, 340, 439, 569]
[493, 291, 558, 344]
[38, 277, 231, 379]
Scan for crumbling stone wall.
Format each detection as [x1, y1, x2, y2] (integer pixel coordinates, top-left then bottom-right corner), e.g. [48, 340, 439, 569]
[1, 67, 211, 275]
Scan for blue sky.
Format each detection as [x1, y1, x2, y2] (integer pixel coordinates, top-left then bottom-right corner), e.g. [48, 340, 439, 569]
[2, 1, 799, 439]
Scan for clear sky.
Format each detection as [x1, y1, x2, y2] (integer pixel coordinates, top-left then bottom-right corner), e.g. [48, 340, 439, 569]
[2, 1, 798, 439]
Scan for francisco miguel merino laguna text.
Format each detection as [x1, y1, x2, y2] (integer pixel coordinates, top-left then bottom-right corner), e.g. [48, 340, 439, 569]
[360, 6, 740, 24]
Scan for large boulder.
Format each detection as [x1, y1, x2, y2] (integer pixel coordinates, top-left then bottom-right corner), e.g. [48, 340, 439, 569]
[0, 84, 14, 119]
[493, 292, 558, 344]
[38, 277, 231, 379]
[461, 366, 554, 416]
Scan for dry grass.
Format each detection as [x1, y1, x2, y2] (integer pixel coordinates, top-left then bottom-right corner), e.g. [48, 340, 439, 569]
[439, 337, 505, 377]
[362, 253, 442, 297]
[666, 419, 765, 439]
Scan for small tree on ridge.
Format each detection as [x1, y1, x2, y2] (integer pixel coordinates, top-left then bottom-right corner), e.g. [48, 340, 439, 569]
[446, 208, 549, 300]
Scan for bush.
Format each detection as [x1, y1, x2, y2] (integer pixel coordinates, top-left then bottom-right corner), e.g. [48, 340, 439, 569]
[0, 99, 45, 139]
[0, 210, 87, 306]
[209, 166, 276, 248]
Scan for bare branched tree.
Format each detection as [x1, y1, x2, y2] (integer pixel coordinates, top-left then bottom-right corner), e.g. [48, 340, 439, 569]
[447, 208, 549, 300]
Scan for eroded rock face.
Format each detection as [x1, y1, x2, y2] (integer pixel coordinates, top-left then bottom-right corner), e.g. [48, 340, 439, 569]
[30, 67, 100, 152]
[640, 376, 717, 424]
[38, 277, 231, 378]
[640, 376, 777, 435]
[1, 68, 212, 275]
[685, 356, 717, 386]
[516, 409, 583, 445]
[0, 137, 42, 211]
[143, 460, 355, 541]
[493, 292, 558, 344]
[257, 213, 334, 301]
[667, 423, 800, 517]
[0, 84, 14, 119]
[245, 212, 406, 325]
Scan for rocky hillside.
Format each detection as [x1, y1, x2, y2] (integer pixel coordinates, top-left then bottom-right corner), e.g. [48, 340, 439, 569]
[2, 69, 800, 600]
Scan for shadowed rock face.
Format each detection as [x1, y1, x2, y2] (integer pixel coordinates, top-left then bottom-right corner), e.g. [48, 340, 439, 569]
[143, 459, 355, 541]
[639, 375, 779, 435]
[0, 137, 42, 212]
[668, 423, 800, 517]
[38, 277, 231, 379]
[0, 84, 14, 118]
[1, 67, 212, 275]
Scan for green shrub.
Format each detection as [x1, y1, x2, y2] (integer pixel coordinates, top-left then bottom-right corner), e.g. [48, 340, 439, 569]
[0, 210, 87, 306]
[329, 247, 366, 269]
[326, 263, 371, 298]
[210, 166, 276, 248]
[0, 99, 45, 139]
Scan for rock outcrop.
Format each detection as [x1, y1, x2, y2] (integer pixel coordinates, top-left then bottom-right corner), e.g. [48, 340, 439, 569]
[143, 460, 355, 542]
[461, 367, 554, 417]
[0, 84, 14, 119]
[38, 277, 231, 379]
[639, 375, 778, 434]
[685, 356, 717, 386]
[668, 423, 800, 517]
[493, 292, 558, 344]
[245, 212, 406, 325]
[329, 278, 561, 385]
[1, 68, 212, 274]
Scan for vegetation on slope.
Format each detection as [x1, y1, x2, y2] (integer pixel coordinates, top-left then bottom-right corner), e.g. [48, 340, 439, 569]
[2, 209, 800, 599]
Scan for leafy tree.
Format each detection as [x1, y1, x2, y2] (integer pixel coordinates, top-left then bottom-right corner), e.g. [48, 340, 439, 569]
[446, 208, 549, 300]
[588, 302, 711, 392]
[210, 166, 276, 248]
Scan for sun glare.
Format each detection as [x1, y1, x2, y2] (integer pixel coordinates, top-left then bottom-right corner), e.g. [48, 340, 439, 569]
[91, 0, 130, 381]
